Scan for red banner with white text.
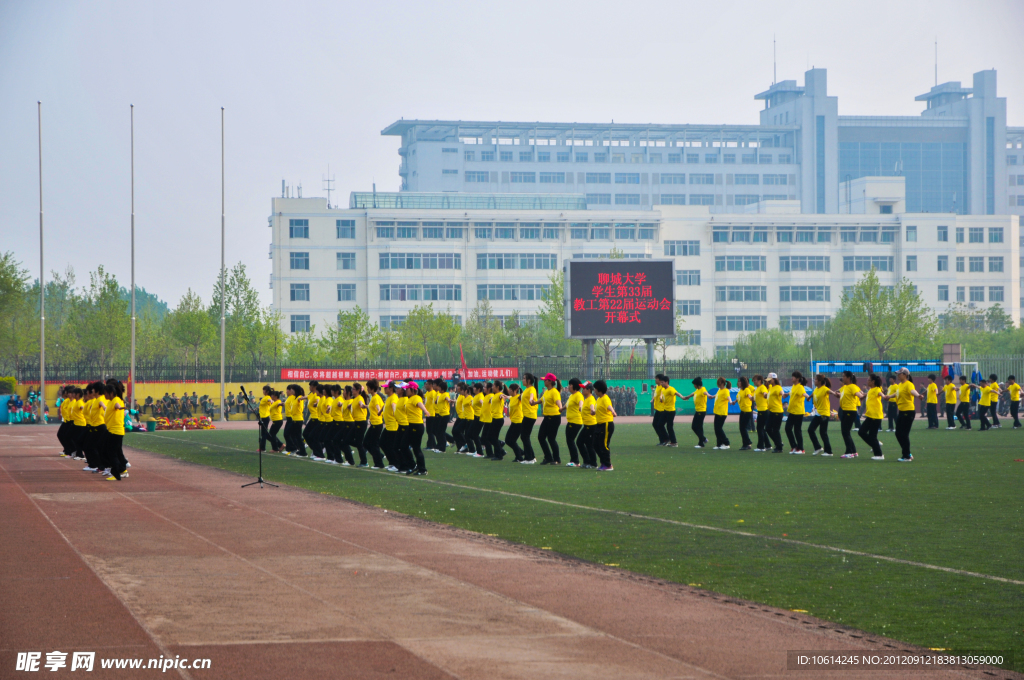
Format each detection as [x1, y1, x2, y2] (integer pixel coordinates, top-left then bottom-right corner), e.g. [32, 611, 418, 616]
[280, 367, 518, 382]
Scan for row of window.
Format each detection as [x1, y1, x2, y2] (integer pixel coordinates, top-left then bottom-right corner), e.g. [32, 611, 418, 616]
[290, 283, 356, 302]
[937, 286, 1005, 302]
[289, 219, 356, 240]
[711, 286, 832, 302]
[380, 284, 462, 301]
[460, 149, 791, 164]
[476, 253, 558, 270]
[462, 171, 790, 185]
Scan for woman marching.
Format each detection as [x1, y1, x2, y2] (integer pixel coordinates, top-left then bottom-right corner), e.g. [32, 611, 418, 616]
[82, 382, 108, 473]
[258, 385, 274, 454]
[67, 387, 87, 460]
[651, 374, 666, 445]
[711, 377, 733, 450]
[955, 375, 972, 429]
[266, 390, 285, 454]
[579, 381, 598, 468]
[987, 374, 1002, 428]
[477, 382, 494, 458]
[404, 381, 429, 475]
[381, 381, 400, 471]
[504, 383, 526, 462]
[808, 375, 833, 457]
[564, 378, 584, 467]
[519, 373, 540, 464]
[680, 377, 709, 449]
[884, 376, 898, 432]
[282, 385, 301, 455]
[537, 373, 563, 465]
[752, 375, 769, 451]
[394, 382, 412, 471]
[833, 371, 861, 457]
[469, 383, 486, 458]
[363, 380, 385, 468]
[487, 381, 508, 460]
[434, 380, 454, 452]
[785, 372, 807, 454]
[348, 383, 369, 467]
[304, 381, 324, 460]
[736, 376, 755, 451]
[103, 380, 128, 481]
[591, 380, 616, 471]
[881, 368, 921, 462]
[658, 377, 679, 447]
[942, 375, 958, 429]
[454, 383, 471, 453]
[857, 374, 885, 460]
[764, 373, 785, 453]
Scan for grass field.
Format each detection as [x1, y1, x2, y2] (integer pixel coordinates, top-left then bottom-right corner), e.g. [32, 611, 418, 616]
[124, 422, 1024, 671]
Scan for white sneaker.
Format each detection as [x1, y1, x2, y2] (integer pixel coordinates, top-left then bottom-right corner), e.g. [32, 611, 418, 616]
[472, 453, 485, 458]
[820, 452, 833, 457]
[386, 465, 398, 472]
[813, 449, 823, 455]
[520, 459, 536, 465]
[946, 427, 956, 430]
[871, 455, 884, 460]
[341, 461, 351, 466]
[694, 445, 703, 449]
[712, 446, 722, 450]
[126, 462, 131, 468]
[83, 466, 97, 472]
[101, 468, 111, 476]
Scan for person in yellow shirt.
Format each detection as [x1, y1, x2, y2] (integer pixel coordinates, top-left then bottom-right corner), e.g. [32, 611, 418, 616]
[955, 375, 973, 430]
[808, 375, 833, 456]
[591, 380, 617, 471]
[258, 385, 274, 454]
[363, 380, 386, 468]
[579, 382, 598, 468]
[736, 376, 755, 451]
[477, 383, 494, 458]
[266, 389, 285, 453]
[394, 382, 412, 471]
[537, 373, 563, 465]
[321, 385, 341, 464]
[423, 382, 438, 451]
[564, 379, 585, 466]
[785, 372, 808, 454]
[381, 381, 400, 470]
[856, 374, 885, 460]
[986, 373, 1003, 429]
[764, 373, 785, 453]
[103, 380, 128, 480]
[924, 374, 940, 429]
[304, 381, 324, 460]
[347, 382, 369, 467]
[486, 381, 508, 460]
[941, 375, 958, 430]
[884, 376, 899, 432]
[711, 377, 733, 450]
[469, 383, 486, 458]
[404, 381, 430, 475]
[881, 368, 922, 461]
[651, 377, 666, 445]
[831, 371, 862, 456]
[974, 378, 996, 431]
[753, 375, 770, 451]
[82, 381, 109, 473]
[519, 373, 540, 464]
[337, 385, 357, 466]
[68, 387, 87, 460]
[504, 383, 526, 462]
[429, 380, 453, 453]
[453, 384, 470, 453]
[282, 385, 299, 455]
[56, 386, 73, 457]
[1006, 375, 1022, 429]
[657, 377, 679, 447]
[680, 377, 709, 448]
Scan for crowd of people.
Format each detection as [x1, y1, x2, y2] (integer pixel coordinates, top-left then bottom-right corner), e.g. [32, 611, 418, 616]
[142, 392, 220, 419]
[54, 381, 131, 481]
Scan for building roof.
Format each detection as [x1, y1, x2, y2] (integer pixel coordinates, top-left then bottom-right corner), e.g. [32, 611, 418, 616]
[349, 192, 588, 210]
[381, 119, 788, 140]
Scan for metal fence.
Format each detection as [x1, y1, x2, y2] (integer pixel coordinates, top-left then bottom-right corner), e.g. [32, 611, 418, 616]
[969, 355, 1024, 379]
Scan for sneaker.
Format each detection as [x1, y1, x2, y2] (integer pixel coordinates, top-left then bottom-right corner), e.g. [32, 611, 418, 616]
[120, 472, 129, 478]
[582, 464, 595, 469]
[520, 459, 536, 465]
[101, 468, 111, 476]
[83, 466, 97, 472]
[386, 465, 399, 472]
[771, 449, 783, 453]
[871, 455, 884, 460]
[898, 456, 913, 462]
[739, 446, 752, 451]
[667, 443, 678, 448]
[341, 461, 352, 466]
[597, 465, 614, 471]
[413, 470, 428, 476]
[813, 449, 823, 455]
[753, 448, 763, 452]
[551, 461, 561, 465]
[472, 453, 485, 458]
[721, 445, 730, 450]
[540, 460, 552, 465]
[372, 465, 386, 470]
[565, 462, 578, 467]
[712, 446, 722, 450]
[791, 450, 804, 455]
[694, 444, 704, 449]
[105, 476, 119, 481]
[820, 452, 833, 457]
[840, 453, 858, 459]
[946, 427, 956, 430]
[458, 446, 468, 453]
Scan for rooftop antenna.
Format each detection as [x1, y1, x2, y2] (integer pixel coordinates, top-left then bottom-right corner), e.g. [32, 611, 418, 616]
[372, 181, 377, 209]
[934, 37, 938, 87]
[323, 164, 335, 208]
[773, 34, 776, 85]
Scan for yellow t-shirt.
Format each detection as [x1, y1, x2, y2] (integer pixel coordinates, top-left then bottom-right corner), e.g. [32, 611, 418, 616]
[490, 392, 504, 420]
[566, 391, 584, 425]
[738, 386, 754, 413]
[978, 385, 992, 407]
[838, 383, 860, 411]
[754, 384, 769, 411]
[87, 397, 106, 427]
[652, 385, 664, 411]
[454, 394, 466, 419]
[660, 386, 678, 412]
[595, 394, 614, 423]
[959, 384, 972, 403]
[581, 395, 597, 425]
[480, 394, 494, 424]
[368, 393, 384, 426]
[1009, 383, 1022, 402]
[788, 384, 807, 416]
[767, 385, 783, 414]
[71, 399, 87, 427]
[886, 384, 897, 402]
[542, 388, 561, 417]
[692, 386, 708, 413]
[508, 394, 523, 423]
[865, 386, 884, 419]
[813, 386, 831, 417]
[396, 396, 410, 426]
[383, 394, 399, 431]
[896, 381, 916, 411]
[352, 394, 367, 422]
[105, 396, 125, 435]
[322, 397, 336, 422]
[341, 397, 355, 422]
[284, 395, 297, 419]
[435, 392, 451, 416]
[472, 393, 484, 418]
[522, 386, 539, 419]
[943, 384, 957, 405]
[463, 394, 476, 419]
[926, 383, 938, 404]
[406, 394, 423, 424]
[424, 390, 436, 417]
[713, 388, 730, 416]
[259, 395, 272, 418]
[270, 399, 283, 422]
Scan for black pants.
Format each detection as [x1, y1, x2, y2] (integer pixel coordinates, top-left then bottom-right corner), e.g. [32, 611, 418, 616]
[945, 403, 956, 428]
[425, 415, 438, 450]
[926, 403, 939, 428]
[452, 418, 468, 450]
[105, 432, 127, 479]
[258, 417, 272, 451]
[738, 411, 752, 448]
[857, 417, 883, 457]
[979, 404, 991, 430]
[767, 412, 784, 451]
[652, 410, 665, 443]
[70, 424, 86, 458]
[83, 425, 107, 469]
[886, 403, 897, 431]
[565, 422, 583, 463]
[989, 402, 999, 427]
[895, 410, 915, 459]
[593, 421, 614, 467]
[505, 422, 524, 460]
[956, 402, 971, 429]
[713, 414, 729, 447]
[839, 409, 858, 454]
[581, 424, 598, 466]
[691, 412, 707, 445]
[478, 420, 495, 457]
[338, 422, 357, 464]
[1011, 400, 1020, 428]
[407, 422, 426, 472]
[469, 417, 484, 456]
[486, 420, 505, 459]
[380, 428, 397, 467]
[785, 414, 804, 451]
[303, 420, 323, 456]
[538, 415, 561, 463]
[57, 422, 72, 454]
[755, 411, 768, 449]
[267, 420, 284, 452]
[808, 415, 831, 454]
[363, 423, 384, 467]
[349, 420, 368, 464]
[663, 411, 677, 443]
[520, 417, 537, 461]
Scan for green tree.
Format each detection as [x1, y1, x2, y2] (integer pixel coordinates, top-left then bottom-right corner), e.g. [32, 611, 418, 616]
[536, 269, 578, 356]
[77, 266, 130, 369]
[464, 300, 500, 363]
[167, 289, 216, 380]
[433, 308, 463, 365]
[734, 328, 803, 362]
[284, 324, 326, 363]
[839, 269, 936, 360]
[400, 304, 438, 365]
[495, 311, 535, 359]
[322, 306, 374, 363]
[43, 266, 82, 367]
[0, 252, 36, 379]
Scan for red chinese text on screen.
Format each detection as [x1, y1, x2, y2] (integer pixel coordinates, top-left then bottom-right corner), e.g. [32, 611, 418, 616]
[573, 272, 671, 323]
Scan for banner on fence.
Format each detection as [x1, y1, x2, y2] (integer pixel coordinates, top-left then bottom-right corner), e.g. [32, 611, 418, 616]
[280, 367, 519, 382]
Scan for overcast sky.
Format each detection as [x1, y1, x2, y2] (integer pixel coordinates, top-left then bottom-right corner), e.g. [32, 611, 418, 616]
[2, 0, 1022, 308]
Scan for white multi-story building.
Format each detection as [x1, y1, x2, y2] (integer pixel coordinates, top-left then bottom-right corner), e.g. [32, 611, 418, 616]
[270, 178, 1019, 357]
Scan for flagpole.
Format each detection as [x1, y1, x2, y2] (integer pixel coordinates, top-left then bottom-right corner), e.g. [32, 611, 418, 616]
[129, 104, 136, 414]
[219, 107, 226, 421]
[38, 101, 45, 423]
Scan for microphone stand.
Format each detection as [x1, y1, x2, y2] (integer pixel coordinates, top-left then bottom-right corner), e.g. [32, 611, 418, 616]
[239, 388, 278, 489]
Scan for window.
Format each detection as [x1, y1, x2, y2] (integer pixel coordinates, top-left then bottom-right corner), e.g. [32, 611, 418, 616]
[615, 227, 635, 239]
[289, 252, 309, 270]
[638, 227, 656, 239]
[842, 256, 894, 272]
[557, 152, 570, 162]
[988, 256, 1005, 272]
[677, 270, 700, 285]
[464, 150, 475, 161]
[335, 219, 355, 239]
[586, 193, 611, 204]
[937, 256, 948, 272]
[519, 152, 533, 162]
[690, 194, 714, 205]
[937, 225, 948, 242]
[586, 172, 611, 184]
[570, 226, 588, 240]
[668, 153, 681, 163]
[969, 227, 984, 243]
[860, 228, 878, 243]
[938, 285, 949, 302]
[741, 153, 757, 164]
[715, 286, 767, 302]
[732, 228, 751, 243]
[956, 286, 965, 302]
[763, 174, 788, 185]
[956, 256, 965, 272]
[905, 255, 917, 271]
[593, 153, 607, 162]
[660, 173, 686, 184]
[477, 253, 515, 270]
[778, 154, 792, 164]
[969, 256, 984, 272]
[532, 151, 548, 162]
[735, 174, 759, 185]
[780, 286, 830, 302]
[690, 174, 714, 185]
[715, 316, 767, 331]
[753, 228, 769, 242]
[288, 219, 309, 239]
[336, 252, 356, 270]
[817, 228, 831, 243]
[990, 286, 1005, 302]
[615, 173, 640, 184]
[990, 227, 1004, 243]
[397, 227, 417, 239]
[495, 227, 515, 239]
[779, 256, 829, 272]
[615, 194, 641, 205]
[716, 255, 767, 272]
[442, 147, 458, 154]
[376, 227, 394, 239]
[776, 228, 793, 242]
[481, 151, 495, 161]
[796, 228, 814, 243]
[723, 154, 736, 164]
[880, 205, 893, 214]
[500, 151, 513, 162]
[385, 284, 464, 301]
[759, 155, 773, 164]
[465, 171, 489, 182]
[520, 253, 557, 270]
[779, 316, 829, 331]
[969, 286, 985, 302]
[668, 330, 701, 346]
[665, 240, 700, 256]
[446, 227, 464, 239]
[590, 227, 611, 239]
[686, 153, 700, 164]
[543, 227, 561, 239]
[379, 253, 461, 270]
[956, 227, 965, 243]
[539, 172, 565, 183]
[735, 195, 760, 206]
[879, 226, 896, 243]
[442, 169, 458, 176]
[290, 314, 311, 333]
[520, 228, 540, 240]
[906, 225, 917, 242]
[337, 283, 355, 301]
[475, 227, 492, 239]
[477, 284, 550, 301]
[379, 315, 406, 330]
[841, 227, 857, 243]
[289, 283, 309, 301]
[676, 300, 701, 315]
[422, 227, 443, 239]
[713, 228, 729, 243]
[575, 153, 588, 162]
[511, 172, 536, 183]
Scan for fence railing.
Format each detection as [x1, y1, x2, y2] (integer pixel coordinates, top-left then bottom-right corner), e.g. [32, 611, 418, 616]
[968, 355, 1024, 379]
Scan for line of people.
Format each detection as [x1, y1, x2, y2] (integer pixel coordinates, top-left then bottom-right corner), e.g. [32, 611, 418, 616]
[55, 381, 131, 480]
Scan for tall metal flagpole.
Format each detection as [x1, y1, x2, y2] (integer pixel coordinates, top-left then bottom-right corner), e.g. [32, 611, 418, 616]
[38, 102, 45, 423]
[219, 108, 226, 421]
[130, 105, 136, 414]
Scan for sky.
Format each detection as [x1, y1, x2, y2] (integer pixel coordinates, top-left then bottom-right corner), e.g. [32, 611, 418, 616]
[1, 0, 1022, 308]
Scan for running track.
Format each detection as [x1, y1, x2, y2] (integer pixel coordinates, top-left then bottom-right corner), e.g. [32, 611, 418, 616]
[1, 426, 1018, 680]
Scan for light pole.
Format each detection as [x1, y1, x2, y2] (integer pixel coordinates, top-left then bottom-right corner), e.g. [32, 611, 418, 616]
[219, 108, 226, 420]
[130, 105, 136, 413]
[37, 101, 45, 423]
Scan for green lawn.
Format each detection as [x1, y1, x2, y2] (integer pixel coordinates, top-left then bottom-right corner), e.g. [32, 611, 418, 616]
[125, 422, 1023, 671]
